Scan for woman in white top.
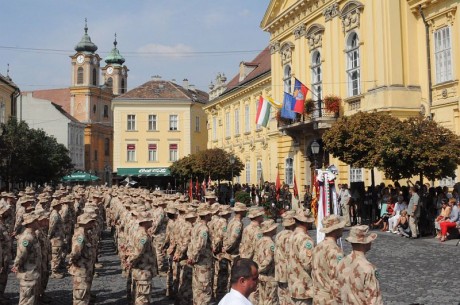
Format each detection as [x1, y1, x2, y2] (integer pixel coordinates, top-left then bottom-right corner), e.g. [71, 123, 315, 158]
[389, 196, 408, 233]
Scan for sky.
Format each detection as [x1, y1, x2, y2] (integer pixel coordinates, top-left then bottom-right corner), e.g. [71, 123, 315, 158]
[0, 0, 270, 92]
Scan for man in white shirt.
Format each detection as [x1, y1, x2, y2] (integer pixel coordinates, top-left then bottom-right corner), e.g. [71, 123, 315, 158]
[219, 258, 259, 305]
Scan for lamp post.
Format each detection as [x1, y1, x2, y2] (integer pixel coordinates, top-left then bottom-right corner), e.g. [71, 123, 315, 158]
[311, 140, 320, 169]
[229, 155, 235, 205]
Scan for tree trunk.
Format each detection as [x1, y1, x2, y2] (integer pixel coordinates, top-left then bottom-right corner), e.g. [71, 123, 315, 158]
[371, 168, 376, 222]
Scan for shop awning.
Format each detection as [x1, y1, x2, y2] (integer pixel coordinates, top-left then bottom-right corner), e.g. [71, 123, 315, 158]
[62, 171, 100, 182]
[117, 167, 171, 177]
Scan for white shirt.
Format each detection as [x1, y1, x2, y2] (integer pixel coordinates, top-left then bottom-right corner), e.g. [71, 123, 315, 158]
[218, 288, 253, 305]
[394, 202, 407, 216]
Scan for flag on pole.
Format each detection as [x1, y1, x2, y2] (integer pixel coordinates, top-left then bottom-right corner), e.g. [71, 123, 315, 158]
[202, 177, 206, 191]
[293, 174, 299, 199]
[195, 179, 199, 198]
[275, 169, 281, 200]
[256, 96, 272, 127]
[293, 79, 309, 113]
[208, 174, 212, 188]
[188, 178, 193, 202]
[281, 92, 296, 119]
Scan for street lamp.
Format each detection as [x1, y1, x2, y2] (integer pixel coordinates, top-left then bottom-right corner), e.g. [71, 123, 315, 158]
[311, 140, 320, 169]
[229, 155, 235, 204]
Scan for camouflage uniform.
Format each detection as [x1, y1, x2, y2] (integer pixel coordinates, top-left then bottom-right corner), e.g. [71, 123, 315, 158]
[239, 221, 261, 260]
[163, 213, 176, 297]
[48, 208, 65, 275]
[287, 227, 315, 304]
[254, 235, 277, 305]
[0, 218, 11, 300]
[69, 226, 94, 305]
[222, 215, 243, 291]
[14, 227, 42, 305]
[211, 214, 229, 300]
[275, 228, 293, 305]
[150, 204, 167, 271]
[311, 238, 343, 305]
[175, 218, 193, 305]
[333, 252, 383, 305]
[187, 219, 212, 305]
[36, 225, 51, 300]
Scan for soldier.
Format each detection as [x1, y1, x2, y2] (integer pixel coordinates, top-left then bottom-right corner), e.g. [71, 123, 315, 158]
[126, 214, 158, 305]
[36, 211, 52, 304]
[311, 215, 345, 305]
[239, 207, 264, 260]
[150, 200, 168, 273]
[60, 195, 73, 257]
[0, 206, 11, 304]
[212, 205, 232, 301]
[287, 209, 315, 305]
[254, 219, 278, 305]
[13, 196, 35, 237]
[12, 213, 42, 305]
[48, 199, 65, 278]
[333, 225, 382, 305]
[187, 206, 213, 305]
[275, 211, 295, 305]
[163, 205, 178, 297]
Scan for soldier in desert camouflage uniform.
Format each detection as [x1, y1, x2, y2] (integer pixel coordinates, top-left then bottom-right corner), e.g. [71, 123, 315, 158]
[187, 206, 213, 305]
[36, 211, 52, 304]
[311, 215, 345, 305]
[13, 196, 35, 237]
[275, 211, 295, 305]
[48, 199, 65, 278]
[254, 219, 278, 305]
[239, 207, 264, 260]
[163, 205, 177, 297]
[12, 213, 42, 305]
[150, 199, 168, 273]
[333, 225, 382, 305]
[287, 209, 315, 305]
[0, 205, 12, 304]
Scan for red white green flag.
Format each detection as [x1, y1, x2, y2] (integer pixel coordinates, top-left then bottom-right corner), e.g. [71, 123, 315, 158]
[255, 96, 272, 127]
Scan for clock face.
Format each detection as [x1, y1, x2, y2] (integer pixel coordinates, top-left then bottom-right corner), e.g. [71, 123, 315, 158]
[77, 55, 85, 64]
[107, 67, 114, 75]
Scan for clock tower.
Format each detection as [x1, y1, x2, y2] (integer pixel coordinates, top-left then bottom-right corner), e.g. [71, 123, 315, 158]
[102, 34, 128, 96]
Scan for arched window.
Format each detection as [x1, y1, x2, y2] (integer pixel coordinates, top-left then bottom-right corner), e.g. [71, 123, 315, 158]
[285, 157, 294, 185]
[103, 105, 109, 118]
[311, 51, 322, 100]
[284, 65, 292, 93]
[77, 67, 84, 84]
[107, 77, 113, 88]
[92, 68, 97, 86]
[121, 78, 126, 94]
[346, 32, 360, 96]
[104, 138, 110, 156]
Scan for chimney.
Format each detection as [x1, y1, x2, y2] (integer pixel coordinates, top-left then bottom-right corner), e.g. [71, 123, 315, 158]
[182, 78, 189, 89]
[151, 75, 162, 81]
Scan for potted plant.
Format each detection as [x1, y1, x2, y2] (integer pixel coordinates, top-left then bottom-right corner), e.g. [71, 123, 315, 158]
[324, 95, 341, 114]
[304, 98, 315, 114]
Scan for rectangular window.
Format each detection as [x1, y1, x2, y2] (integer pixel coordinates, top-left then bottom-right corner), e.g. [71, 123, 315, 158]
[104, 138, 110, 156]
[234, 109, 240, 135]
[94, 150, 98, 161]
[435, 27, 453, 84]
[148, 115, 157, 131]
[195, 116, 200, 132]
[256, 160, 262, 184]
[350, 168, 363, 182]
[127, 144, 136, 162]
[245, 162, 251, 184]
[169, 115, 178, 131]
[148, 143, 157, 161]
[285, 158, 293, 185]
[225, 112, 230, 138]
[244, 104, 250, 133]
[212, 117, 217, 140]
[127, 114, 136, 131]
[169, 143, 178, 162]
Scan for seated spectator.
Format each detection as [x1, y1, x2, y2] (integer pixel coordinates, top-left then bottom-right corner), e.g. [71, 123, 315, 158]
[435, 199, 451, 239]
[439, 199, 460, 242]
[395, 210, 411, 238]
[372, 198, 394, 232]
[388, 196, 408, 233]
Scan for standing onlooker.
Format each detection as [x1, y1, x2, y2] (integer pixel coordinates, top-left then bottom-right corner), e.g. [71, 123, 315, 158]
[218, 258, 259, 305]
[333, 225, 382, 305]
[303, 186, 312, 210]
[407, 186, 420, 239]
[339, 184, 351, 227]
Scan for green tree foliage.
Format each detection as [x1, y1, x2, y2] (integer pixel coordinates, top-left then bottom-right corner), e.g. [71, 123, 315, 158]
[234, 190, 251, 206]
[0, 117, 73, 189]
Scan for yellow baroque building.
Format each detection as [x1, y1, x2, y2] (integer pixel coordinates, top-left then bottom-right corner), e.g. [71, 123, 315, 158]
[261, 0, 460, 188]
[204, 47, 281, 186]
[0, 72, 19, 124]
[112, 77, 208, 188]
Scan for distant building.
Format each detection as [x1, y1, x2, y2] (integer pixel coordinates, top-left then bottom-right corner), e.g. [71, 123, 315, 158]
[112, 76, 209, 188]
[0, 71, 19, 123]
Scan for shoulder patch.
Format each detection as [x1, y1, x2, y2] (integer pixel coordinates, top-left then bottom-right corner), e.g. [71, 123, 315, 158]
[223, 226, 227, 233]
[202, 232, 208, 239]
[140, 237, 147, 245]
[375, 270, 380, 280]
[337, 254, 343, 262]
[54, 216, 59, 221]
[235, 228, 241, 234]
[270, 245, 275, 252]
[257, 233, 263, 240]
[77, 236, 84, 244]
[22, 240, 29, 247]
[305, 241, 313, 250]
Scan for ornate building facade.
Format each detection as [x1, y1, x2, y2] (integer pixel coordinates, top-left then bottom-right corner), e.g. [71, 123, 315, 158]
[0, 70, 19, 124]
[261, 0, 460, 187]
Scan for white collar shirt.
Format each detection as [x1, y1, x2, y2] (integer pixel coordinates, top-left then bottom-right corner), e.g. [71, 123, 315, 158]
[218, 288, 253, 305]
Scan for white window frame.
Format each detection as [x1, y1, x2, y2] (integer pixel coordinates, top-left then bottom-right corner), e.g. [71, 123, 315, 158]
[244, 104, 250, 133]
[212, 117, 217, 140]
[435, 27, 453, 84]
[245, 161, 251, 184]
[311, 50, 323, 101]
[195, 116, 200, 132]
[225, 112, 230, 138]
[284, 65, 292, 93]
[127, 144, 136, 162]
[0, 99, 5, 124]
[234, 108, 240, 135]
[285, 157, 294, 186]
[256, 160, 262, 184]
[127, 114, 136, 131]
[169, 144, 178, 162]
[169, 115, 178, 131]
[350, 167, 364, 182]
[346, 32, 360, 97]
[148, 114, 157, 131]
[148, 144, 157, 162]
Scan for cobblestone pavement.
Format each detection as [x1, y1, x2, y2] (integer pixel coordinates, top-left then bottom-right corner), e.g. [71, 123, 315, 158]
[4, 226, 460, 304]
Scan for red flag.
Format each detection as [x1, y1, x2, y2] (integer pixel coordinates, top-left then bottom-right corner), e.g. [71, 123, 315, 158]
[293, 78, 309, 113]
[188, 178, 193, 202]
[195, 179, 199, 198]
[275, 170, 281, 200]
[293, 174, 299, 199]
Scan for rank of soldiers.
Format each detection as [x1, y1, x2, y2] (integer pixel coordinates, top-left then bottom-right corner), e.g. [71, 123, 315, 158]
[0, 185, 382, 305]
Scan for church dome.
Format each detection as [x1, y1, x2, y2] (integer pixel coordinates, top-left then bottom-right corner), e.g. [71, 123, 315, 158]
[74, 19, 98, 53]
[105, 34, 125, 65]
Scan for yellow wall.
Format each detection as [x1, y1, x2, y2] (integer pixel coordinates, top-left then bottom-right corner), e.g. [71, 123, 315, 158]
[0, 80, 16, 123]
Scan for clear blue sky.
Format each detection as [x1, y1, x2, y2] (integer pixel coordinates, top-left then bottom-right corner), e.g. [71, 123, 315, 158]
[1, 0, 270, 92]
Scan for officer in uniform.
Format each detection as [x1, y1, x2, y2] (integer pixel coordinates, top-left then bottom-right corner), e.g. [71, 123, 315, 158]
[48, 199, 65, 278]
[275, 211, 295, 305]
[239, 207, 264, 260]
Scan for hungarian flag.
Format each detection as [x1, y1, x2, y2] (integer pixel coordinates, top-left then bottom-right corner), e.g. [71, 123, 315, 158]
[256, 96, 272, 127]
[275, 170, 281, 200]
[188, 178, 193, 202]
[293, 78, 309, 113]
[293, 174, 299, 199]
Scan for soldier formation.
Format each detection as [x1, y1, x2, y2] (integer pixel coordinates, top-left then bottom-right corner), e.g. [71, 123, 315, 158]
[0, 185, 382, 305]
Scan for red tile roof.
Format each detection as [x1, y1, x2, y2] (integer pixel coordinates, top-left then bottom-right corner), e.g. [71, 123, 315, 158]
[26, 88, 71, 113]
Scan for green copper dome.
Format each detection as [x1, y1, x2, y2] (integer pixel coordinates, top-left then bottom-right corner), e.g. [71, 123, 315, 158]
[105, 34, 125, 65]
[74, 19, 98, 53]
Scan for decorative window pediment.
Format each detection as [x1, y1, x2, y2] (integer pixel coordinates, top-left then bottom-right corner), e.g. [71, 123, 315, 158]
[340, 1, 364, 34]
[306, 24, 325, 51]
[293, 24, 306, 40]
[270, 40, 280, 54]
[323, 2, 340, 21]
[280, 41, 295, 65]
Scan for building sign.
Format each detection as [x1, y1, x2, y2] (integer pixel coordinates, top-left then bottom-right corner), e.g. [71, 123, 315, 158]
[117, 167, 171, 177]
